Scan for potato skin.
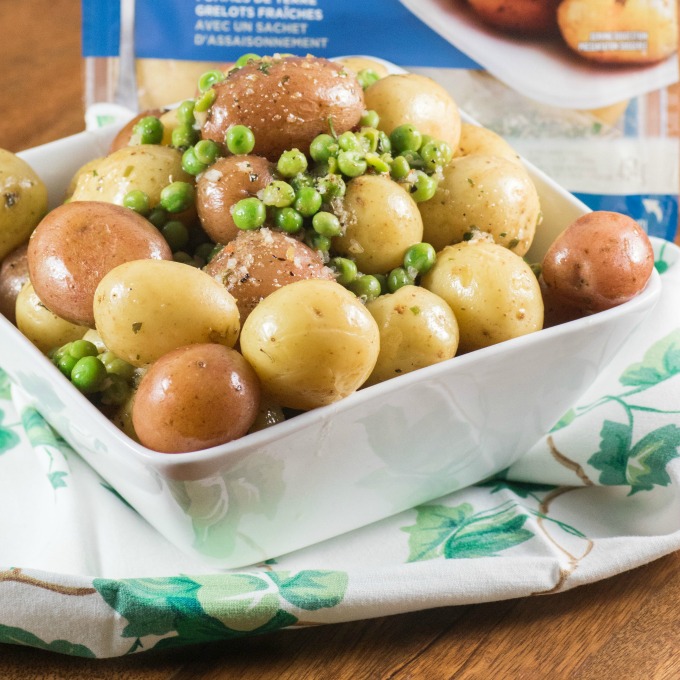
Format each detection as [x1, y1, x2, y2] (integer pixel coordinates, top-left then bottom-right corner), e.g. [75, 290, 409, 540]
[541, 211, 654, 314]
[27, 201, 172, 327]
[454, 123, 521, 165]
[201, 55, 365, 160]
[467, 0, 560, 34]
[240, 279, 380, 410]
[0, 243, 29, 324]
[205, 228, 333, 322]
[132, 343, 261, 453]
[109, 109, 165, 153]
[196, 155, 274, 244]
[93, 259, 240, 367]
[0, 149, 48, 261]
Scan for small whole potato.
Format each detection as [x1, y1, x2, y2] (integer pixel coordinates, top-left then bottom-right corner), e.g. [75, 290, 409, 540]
[454, 123, 521, 165]
[132, 343, 261, 453]
[27, 201, 172, 327]
[364, 73, 462, 150]
[0, 243, 29, 324]
[94, 259, 240, 367]
[541, 211, 654, 314]
[467, 0, 560, 34]
[196, 155, 274, 244]
[418, 154, 541, 255]
[16, 282, 87, 354]
[201, 55, 365, 160]
[422, 240, 543, 353]
[70, 144, 194, 218]
[365, 285, 459, 387]
[240, 279, 380, 410]
[0, 149, 48, 261]
[332, 174, 424, 274]
[205, 228, 333, 322]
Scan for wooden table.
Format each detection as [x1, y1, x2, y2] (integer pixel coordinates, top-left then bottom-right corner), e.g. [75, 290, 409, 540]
[2, 2, 680, 677]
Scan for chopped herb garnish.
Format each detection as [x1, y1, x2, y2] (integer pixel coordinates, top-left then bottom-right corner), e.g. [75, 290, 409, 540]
[132, 322, 143, 333]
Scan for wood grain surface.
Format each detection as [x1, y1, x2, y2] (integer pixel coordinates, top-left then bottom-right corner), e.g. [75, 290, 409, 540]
[1, 2, 679, 677]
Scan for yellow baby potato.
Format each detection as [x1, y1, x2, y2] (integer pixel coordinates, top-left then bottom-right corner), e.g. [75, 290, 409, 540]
[240, 279, 380, 411]
[454, 123, 521, 165]
[418, 154, 541, 255]
[93, 259, 240, 367]
[364, 285, 459, 387]
[0, 149, 48, 261]
[332, 174, 423, 274]
[421, 240, 543, 353]
[15, 282, 87, 354]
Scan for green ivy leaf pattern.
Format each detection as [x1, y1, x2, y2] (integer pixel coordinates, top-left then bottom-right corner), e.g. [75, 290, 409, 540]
[550, 408, 577, 433]
[0, 368, 12, 400]
[588, 421, 680, 494]
[479, 479, 557, 498]
[403, 502, 534, 562]
[269, 570, 349, 611]
[48, 471, 69, 489]
[619, 330, 680, 388]
[0, 623, 95, 657]
[0, 408, 20, 455]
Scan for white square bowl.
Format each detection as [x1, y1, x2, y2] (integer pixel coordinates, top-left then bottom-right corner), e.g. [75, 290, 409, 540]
[4, 117, 660, 569]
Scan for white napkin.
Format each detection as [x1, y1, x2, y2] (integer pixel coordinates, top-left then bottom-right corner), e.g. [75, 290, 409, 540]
[0, 238, 678, 658]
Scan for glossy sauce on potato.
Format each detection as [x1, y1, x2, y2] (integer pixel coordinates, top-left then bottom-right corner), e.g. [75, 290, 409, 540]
[132, 343, 261, 453]
[201, 55, 365, 160]
[27, 201, 172, 327]
[205, 228, 334, 322]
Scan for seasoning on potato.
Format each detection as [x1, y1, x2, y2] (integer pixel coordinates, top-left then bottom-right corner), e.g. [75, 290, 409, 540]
[132, 343, 261, 453]
[27, 201, 173, 328]
[540, 211, 655, 315]
[201, 55, 365, 160]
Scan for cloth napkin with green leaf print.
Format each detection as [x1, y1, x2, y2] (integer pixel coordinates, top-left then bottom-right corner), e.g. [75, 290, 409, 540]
[0, 238, 679, 659]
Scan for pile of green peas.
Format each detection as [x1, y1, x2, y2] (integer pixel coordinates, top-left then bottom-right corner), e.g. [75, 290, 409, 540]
[49, 340, 137, 403]
[122, 55, 451, 301]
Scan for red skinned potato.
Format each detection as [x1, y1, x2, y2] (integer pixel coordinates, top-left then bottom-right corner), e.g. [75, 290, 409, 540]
[205, 228, 334, 322]
[201, 55, 365, 160]
[541, 211, 654, 316]
[0, 243, 29, 325]
[196, 155, 274, 244]
[27, 201, 172, 328]
[467, 0, 561, 34]
[132, 343, 261, 453]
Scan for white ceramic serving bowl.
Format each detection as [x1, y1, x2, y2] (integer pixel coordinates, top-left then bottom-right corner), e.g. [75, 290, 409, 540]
[4, 103, 660, 569]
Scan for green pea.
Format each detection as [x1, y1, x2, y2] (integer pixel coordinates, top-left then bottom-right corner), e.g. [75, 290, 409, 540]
[273, 206, 303, 233]
[181, 147, 208, 176]
[309, 134, 337, 163]
[50, 342, 72, 363]
[390, 124, 423, 154]
[390, 155, 411, 180]
[377, 131, 392, 154]
[420, 140, 453, 172]
[176, 99, 196, 125]
[194, 241, 217, 264]
[232, 197, 266, 230]
[173, 251, 199, 266]
[198, 69, 225, 93]
[100, 351, 136, 382]
[358, 128, 379, 153]
[387, 267, 414, 293]
[330, 257, 357, 285]
[57, 353, 79, 378]
[374, 273, 389, 295]
[161, 220, 190, 252]
[312, 211, 341, 237]
[304, 231, 331, 253]
[235, 53, 261, 68]
[294, 186, 322, 217]
[194, 139, 220, 165]
[172, 123, 199, 149]
[132, 116, 164, 145]
[338, 131, 363, 153]
[410, 171, 438, 203]
[290, 173, 314, 193]
[349, 274, 382, 302]
[100, 374, 130, 406]
[404, 242, 437, 276]
[194, 88, 216, 113]
[122, 189, 150, 215]
[147, 207, 168, 229]
[357, 68, 380, 90]
[315, 174, 346, 200]
[225, 125, 256, 155]
[160, 182, 195, 213]
[261, 180, 295, 208]
[71, 356, 107, 393]
[337, 150, 367, 178]
[365, 153, 390, 174]
[277, 149, 308, 177]
[401, 149, 425, 170]
[68, 339, 99, 360]
[360, 110, 380, 128]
